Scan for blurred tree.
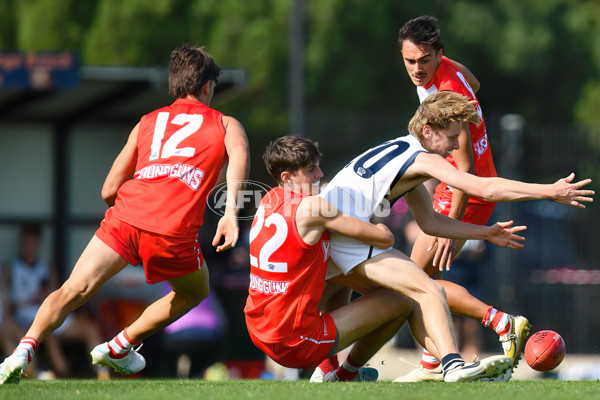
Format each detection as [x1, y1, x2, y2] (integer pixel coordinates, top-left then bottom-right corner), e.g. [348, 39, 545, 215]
[16, 0, 96, 50]
[444, 0, 594, 124]
[568, 1, 600, 136]
[83, 0, 188, 65]
[192, 0, 290, 138]
[0, 0, 16, 49]
[1, 0, 598, 158]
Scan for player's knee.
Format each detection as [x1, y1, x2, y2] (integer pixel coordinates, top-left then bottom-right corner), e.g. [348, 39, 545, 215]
[177, 284, 209, 310]
[54, 283, 92, 308]
[423, 279, 447, 302]
[190, 289, 209, 307]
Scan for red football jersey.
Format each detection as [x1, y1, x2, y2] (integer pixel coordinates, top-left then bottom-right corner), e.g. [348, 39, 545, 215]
[111, 98, 227, 236]
[244, 187, 331, 343]
[418, 56, 497, 205]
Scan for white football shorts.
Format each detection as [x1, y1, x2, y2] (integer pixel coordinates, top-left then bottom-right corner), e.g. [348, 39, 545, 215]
[326, 232, 392, 280]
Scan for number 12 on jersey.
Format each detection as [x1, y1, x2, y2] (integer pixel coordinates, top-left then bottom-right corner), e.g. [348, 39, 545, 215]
[149, 112, 204, 161]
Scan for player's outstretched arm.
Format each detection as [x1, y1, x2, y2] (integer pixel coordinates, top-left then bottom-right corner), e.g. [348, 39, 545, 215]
[405, 184, 527, 248]
[297, 196, 394, 248]
[212, 116, 250, 252]
[101, 123, 140, 207]
[485, 220, 527, 249]
[547, 173, 594, 208]
[413, 153, 594, 208]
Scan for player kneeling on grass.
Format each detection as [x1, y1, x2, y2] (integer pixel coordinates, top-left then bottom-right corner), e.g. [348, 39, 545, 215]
[0, 45, 250, 384]
[244, 136, 522, 382]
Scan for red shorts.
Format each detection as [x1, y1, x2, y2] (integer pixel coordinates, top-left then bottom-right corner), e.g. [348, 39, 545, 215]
[433, 187, 496, 225]
[95, 208, 203, 284]
[247, 313, 338, 370]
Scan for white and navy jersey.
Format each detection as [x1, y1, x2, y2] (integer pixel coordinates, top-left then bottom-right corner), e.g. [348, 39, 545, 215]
[9, 257, 49, 307]
[320, 134, 427, 221]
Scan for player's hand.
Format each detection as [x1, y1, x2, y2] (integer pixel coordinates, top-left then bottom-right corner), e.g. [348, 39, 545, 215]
[552, 173, 594, 208]
[428, 236, 457, 272]
[212, 214, 239, 252]
[486, 220, 527, 249]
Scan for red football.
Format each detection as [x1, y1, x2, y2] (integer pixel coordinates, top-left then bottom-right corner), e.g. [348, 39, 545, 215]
[524, 330, 566, 371]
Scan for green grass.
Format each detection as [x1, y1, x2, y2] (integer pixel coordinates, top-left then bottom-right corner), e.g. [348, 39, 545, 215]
[0, 379, 599, 400]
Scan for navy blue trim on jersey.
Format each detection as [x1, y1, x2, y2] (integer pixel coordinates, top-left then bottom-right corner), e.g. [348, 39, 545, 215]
[353, 141, 410, 179]
[386, 150, 427, 207]
[367, 245, 374, 259]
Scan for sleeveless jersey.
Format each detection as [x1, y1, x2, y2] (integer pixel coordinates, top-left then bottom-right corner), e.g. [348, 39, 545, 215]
[111, 98, 227, 237]
[319, 134, 427, 221]
[417, 56, 497, 205]
[9, 257, 49, 307]
[244, 187, 331, 343]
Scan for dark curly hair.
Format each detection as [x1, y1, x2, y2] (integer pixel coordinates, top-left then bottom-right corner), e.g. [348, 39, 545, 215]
[398, 15, 445, 53]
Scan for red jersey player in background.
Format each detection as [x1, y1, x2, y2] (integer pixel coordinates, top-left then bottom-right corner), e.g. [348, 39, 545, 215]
[395, 15, 528, 381]
[0, 45, 250, 384]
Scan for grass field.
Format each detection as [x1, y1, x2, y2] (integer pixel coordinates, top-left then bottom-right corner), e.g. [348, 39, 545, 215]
[0, 379, 598, 400]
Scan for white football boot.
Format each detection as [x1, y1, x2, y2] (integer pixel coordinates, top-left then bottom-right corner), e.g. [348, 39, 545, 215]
[90, 342, 146, 375]
[443, 355, 512, 382]
[0, 351, 29, 384]
[393, 364, 443, 382]
[309, 366, 325, 382]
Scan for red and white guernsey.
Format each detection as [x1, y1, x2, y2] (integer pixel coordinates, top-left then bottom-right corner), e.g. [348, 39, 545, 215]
[417, 56, 497, 205]
[244, 187, 331, 343]
[111, 98, 227, 237]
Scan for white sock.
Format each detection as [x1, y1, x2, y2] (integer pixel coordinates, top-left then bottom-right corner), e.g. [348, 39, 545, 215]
[108, 328, 139, 358]
[420, 349, 441, 369]
[15, 337, 39, 362]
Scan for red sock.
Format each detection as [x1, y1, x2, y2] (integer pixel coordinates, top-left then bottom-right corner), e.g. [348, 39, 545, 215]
[482, 306, 510, 335]
[316, 355, 339, 374]
[335, 356, 360, 381]
[419, 349, 441, 369]
[15, 337, 39, 362]
[108, 327, 140, 359]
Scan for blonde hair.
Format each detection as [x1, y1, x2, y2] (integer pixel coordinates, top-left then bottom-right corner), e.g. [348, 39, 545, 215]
[408, 91, 480, 141]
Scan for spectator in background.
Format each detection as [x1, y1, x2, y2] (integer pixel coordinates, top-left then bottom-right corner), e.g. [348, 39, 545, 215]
[0, 223, 109, 379]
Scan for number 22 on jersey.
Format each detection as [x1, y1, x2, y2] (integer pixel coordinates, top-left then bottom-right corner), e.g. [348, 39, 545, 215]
[249, 206, 288, 273]
[149, 112, 204, 161]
